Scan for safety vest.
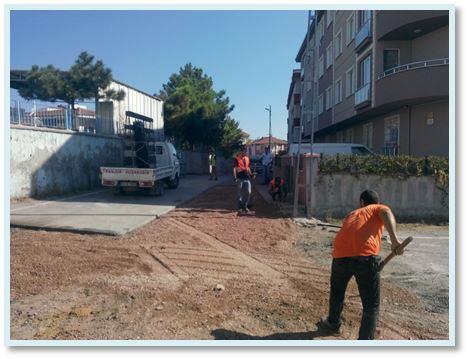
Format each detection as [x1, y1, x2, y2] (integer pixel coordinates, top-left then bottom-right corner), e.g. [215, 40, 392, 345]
[270, 178, 285, 187]
[236, 156, 250, 171]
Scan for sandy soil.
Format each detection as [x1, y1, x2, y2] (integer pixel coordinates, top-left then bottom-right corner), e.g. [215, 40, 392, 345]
[10, 184, 448, 340]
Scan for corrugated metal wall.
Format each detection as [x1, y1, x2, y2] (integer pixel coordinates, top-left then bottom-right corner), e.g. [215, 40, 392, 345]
[97, 81, 164, 139]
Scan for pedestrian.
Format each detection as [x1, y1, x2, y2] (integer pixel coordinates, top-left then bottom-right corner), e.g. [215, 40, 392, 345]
[233, 149, 252, 213]
[208, 148, 218, 181]
[318, 190, 404, 340]
[260, 146, 273, 185]
[269, 176, 286, 201]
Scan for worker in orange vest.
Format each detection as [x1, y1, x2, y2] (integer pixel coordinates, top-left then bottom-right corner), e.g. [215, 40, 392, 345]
[269, 176, 286, 201]
[317, 190, 404, 340]
[233, 149, 252, 213]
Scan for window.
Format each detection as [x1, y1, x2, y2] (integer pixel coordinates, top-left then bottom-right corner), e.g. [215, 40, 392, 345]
[362, 122, 373, 148]
[325, 86, 333, 110]
[326, 44, 333, 68]
[358, 10, 371, 28]
[318, 55, 324, 77]
[359, 54, 372, 87]
[384, 115, 400, 155]
[326, 10, 333, 27]
[345, 66, 355, 97]
[344, 128, 354, 143]
[334, 31, 343, 58]
[294, 94, 301, 105]
[383, 49, 400, 71]
[336, 131, 344, 142]
[317, 19, 324, 40]
[346, 12, 356, 45]
[334, 78, 343, 104]
[352, 146, 373, 155]
[318, 93, 324, 114]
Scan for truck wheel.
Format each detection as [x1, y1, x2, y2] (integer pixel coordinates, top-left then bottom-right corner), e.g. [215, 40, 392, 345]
[166, 174, 179, 189]
[150, 180, 165, 196]
[113, 186, 124, 195]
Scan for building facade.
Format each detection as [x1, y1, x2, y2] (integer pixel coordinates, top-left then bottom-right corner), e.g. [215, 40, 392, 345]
[293, 10, 449, 157]
[286, 69, 302, 145]
[247, 136, 288, 159]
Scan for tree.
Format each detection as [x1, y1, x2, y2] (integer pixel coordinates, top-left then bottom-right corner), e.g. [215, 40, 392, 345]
[158, 63, 235, 151]
[219, 116, 245, 158]
[18, 51, 125, 112]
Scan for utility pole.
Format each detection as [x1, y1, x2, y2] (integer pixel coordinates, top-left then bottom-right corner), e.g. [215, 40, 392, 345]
[265, 105, 272, 150]
[293, 10, 313, 218]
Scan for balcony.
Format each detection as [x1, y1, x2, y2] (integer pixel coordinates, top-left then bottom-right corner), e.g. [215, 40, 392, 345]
[355, 20, 372, 52]
[354, 83, 371, 108]
[377, 58, 448, 80]
[375, 58, 449, 108]
[376, 10, 448, 40]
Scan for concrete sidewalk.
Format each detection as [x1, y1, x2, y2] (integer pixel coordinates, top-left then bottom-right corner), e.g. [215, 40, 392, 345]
[10, 175, 229, 235]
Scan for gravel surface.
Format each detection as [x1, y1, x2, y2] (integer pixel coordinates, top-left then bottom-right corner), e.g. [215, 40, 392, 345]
[10, 184, 448, 340]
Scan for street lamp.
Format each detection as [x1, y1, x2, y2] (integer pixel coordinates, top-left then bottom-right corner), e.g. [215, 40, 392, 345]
[265, 105, 272, 150]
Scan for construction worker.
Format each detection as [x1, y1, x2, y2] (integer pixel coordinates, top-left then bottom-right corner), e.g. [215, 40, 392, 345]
[233, 149, 252, 213]
[208, 148, 218, 181]
[269, 176, 286, 201]
[260, 146, 273, 184]
[318, 190, 404, 340]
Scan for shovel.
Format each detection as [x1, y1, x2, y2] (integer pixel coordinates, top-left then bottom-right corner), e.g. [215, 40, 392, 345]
[378, 236, 413, 271]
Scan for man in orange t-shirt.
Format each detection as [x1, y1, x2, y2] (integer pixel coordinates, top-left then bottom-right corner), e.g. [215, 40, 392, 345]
[318, 190, 404, 340]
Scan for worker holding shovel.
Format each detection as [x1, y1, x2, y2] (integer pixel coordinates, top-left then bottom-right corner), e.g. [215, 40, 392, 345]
[318, 190, 405, 340]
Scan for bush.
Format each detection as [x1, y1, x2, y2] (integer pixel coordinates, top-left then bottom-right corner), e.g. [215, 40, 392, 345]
[318, 154, 449, 191]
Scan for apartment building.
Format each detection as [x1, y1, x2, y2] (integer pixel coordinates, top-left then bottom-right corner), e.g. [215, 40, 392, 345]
[294, 10, 449, 156]
[286, 69, 302, 144]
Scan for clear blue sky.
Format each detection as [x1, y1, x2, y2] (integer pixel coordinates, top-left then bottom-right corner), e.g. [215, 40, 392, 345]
[10, 10, 308, 140]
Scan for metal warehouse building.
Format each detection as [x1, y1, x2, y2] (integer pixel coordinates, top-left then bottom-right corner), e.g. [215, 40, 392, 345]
[97, 80, 164, 139]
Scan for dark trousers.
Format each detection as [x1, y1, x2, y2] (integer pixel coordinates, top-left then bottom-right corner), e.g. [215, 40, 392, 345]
[328, 257, 380, 340]
[269, 187, 285, 201]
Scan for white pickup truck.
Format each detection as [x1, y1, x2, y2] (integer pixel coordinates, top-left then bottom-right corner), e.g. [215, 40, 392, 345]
[100, 141, 180, 196]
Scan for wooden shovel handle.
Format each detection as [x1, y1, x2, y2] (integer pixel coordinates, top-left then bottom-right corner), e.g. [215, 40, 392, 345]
[378, 236, 413, 271]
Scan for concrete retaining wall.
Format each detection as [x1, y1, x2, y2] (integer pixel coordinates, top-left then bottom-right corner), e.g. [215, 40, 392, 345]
[275, 155, 448, 221]
[313, 173, 448, 221]
[10, 126, 123, 198]
[179, 150, 232, 176]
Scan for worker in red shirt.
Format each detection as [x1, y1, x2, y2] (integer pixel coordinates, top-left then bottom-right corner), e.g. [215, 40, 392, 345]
[318, 190, 404, 340]
[269, 176, 286, 201]
[233, 149, 252, 213]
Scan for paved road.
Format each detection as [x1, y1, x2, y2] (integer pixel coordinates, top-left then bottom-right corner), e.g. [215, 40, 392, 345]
[10, 175, 229, 235]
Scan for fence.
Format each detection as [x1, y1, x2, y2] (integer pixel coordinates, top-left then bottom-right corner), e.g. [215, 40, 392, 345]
[10, 99, 114, 135]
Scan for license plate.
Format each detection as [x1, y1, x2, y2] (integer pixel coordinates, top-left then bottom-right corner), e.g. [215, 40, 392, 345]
[121, 181, 137, 187]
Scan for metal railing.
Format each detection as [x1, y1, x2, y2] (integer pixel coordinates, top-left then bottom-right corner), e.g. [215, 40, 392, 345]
[354, 83, 371, 106]
[10, 100, 115, 135]
[355, 20, 372, 50]
[377, 58, 449, 80]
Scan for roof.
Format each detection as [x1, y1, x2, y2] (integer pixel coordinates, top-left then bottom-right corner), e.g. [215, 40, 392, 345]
[249, 136, 287, 146]
[111, 79, 163, 101]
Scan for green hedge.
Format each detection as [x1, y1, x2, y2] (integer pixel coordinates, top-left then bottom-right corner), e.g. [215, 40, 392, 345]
[318, 154, 449, 191]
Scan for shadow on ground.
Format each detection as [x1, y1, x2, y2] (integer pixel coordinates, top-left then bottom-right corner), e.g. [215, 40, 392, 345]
[210, 327, 332, 340]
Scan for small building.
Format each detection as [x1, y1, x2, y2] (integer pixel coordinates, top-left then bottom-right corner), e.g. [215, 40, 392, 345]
[96, 80, 164, 139]
[246, 136, 288, 159]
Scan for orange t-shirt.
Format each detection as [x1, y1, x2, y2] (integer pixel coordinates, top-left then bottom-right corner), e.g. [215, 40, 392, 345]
[332, 204, 389, 258]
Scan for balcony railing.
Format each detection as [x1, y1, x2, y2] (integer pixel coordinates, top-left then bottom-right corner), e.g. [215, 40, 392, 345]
[355, 83, 371, 107]
[377, 58, 449, 80]
[355, 20, 372, 51]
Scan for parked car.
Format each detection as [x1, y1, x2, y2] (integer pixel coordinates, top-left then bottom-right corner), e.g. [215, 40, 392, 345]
[288, 143, 375, 156]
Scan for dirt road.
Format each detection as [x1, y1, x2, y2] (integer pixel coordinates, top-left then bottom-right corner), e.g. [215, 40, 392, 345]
[10, 184, 448, 340]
